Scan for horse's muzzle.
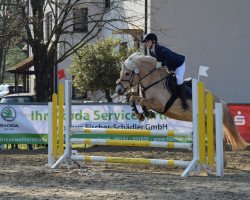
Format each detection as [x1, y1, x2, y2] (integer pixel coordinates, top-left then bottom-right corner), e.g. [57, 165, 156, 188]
[115, 83, 125, 95]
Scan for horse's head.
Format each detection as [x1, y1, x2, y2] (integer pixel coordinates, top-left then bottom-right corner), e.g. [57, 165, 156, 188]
[115, 53, 141, 95]
[115, 52, 161, 95]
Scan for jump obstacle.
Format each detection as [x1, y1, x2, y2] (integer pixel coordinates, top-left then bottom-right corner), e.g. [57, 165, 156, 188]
[47, 79, 224, 177]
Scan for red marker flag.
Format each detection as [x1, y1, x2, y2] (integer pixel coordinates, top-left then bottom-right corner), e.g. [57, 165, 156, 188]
[57, 69, 66, 80]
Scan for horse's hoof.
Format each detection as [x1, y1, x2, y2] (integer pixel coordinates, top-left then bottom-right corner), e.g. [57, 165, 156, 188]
[145, 111, 156, 119]
[148, 111, 156, 118]
[138, 113, 145, 121]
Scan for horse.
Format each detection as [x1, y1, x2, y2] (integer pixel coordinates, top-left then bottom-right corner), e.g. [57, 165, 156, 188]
[115, 52, 247, 155]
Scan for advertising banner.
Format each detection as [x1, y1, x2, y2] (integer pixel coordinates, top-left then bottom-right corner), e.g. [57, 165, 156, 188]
[0, 104, 192, 144]
[228, 104, 250, 143]
[0, 105, 48, 144]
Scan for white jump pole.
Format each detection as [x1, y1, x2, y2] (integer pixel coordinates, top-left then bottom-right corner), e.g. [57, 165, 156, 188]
[215, 103, 224, 177]
[64, 80, 72, 160]
[181, 79, 200, 177]
[47, 102, 54, 166]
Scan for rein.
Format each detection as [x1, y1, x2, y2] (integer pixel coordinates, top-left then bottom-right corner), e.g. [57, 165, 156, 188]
[141, 75, 168, 97]
[138, 68, 157, 82]
[137, 68, 169, 97]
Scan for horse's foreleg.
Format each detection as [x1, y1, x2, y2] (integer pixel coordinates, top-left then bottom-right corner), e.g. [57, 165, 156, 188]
[139, 98, 160, 119]
[129, 96, 145, 121]
[141, 105, 156, 118]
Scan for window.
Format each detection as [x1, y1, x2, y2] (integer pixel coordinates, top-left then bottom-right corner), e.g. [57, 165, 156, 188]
[73, 7, 88, 32]
[105, 0, 110, 9]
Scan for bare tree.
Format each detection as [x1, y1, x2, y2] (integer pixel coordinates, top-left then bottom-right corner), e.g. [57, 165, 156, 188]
[0, 0, 24, 83]
[1, 0, 143, 101]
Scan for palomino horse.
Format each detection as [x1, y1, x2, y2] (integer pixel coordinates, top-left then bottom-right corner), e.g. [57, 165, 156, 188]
[115, 52, 247, 153]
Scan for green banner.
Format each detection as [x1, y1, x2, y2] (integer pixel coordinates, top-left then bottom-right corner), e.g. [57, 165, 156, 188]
[0, 134, 47, 144]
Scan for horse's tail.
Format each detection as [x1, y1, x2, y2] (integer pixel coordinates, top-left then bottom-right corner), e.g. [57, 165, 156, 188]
[222, 103, 248, 150]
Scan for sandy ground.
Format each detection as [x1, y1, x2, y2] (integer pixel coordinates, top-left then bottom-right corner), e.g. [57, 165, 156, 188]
[0, 147, 249, 200]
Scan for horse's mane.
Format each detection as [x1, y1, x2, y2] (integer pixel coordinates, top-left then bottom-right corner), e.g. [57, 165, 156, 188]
[124, 52, 157, 71]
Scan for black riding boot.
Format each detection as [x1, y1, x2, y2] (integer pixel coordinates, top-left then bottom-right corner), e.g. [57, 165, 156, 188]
[178, 83, 189, 111]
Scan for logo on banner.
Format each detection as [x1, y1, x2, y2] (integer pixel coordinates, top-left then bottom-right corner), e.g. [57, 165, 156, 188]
[1, 107, 16, 121]
[234, 111, 245, 125]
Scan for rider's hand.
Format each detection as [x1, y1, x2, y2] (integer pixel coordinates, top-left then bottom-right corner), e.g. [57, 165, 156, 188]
[156, 62, 162, 69]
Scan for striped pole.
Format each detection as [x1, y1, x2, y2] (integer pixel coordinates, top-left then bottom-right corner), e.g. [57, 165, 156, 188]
[70, 138, 192, 149]
[71, 155, 190, 167]
[71, 127, 192, 137]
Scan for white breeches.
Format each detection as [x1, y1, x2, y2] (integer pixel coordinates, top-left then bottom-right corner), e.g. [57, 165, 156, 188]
[175, 62, 186, 85]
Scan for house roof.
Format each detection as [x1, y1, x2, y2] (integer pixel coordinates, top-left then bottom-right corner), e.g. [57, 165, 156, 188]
[6, 57, 35, 74]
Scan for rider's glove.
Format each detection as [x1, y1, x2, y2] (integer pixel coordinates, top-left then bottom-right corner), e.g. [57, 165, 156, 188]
[156, 62, 162, 69]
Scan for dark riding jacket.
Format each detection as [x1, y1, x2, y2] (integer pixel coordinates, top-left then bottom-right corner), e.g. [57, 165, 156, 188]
[150, 43, 185, 71]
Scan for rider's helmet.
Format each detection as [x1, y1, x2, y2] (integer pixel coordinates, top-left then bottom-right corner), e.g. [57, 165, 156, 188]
[142, 33, 158, 43]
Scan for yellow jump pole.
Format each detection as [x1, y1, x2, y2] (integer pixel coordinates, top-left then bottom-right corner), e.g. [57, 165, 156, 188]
[198, 82, 206, 164]
[58, 83, 64, 156]
[206, 93, 214, 165]
[52, 93, 58, 157]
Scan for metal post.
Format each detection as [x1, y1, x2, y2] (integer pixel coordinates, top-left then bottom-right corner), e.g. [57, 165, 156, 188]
[215, 103, 224, 177]
[47, 102, 54, 166]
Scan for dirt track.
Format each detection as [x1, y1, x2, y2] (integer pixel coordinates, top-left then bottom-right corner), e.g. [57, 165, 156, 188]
[0, 147, 249, 200]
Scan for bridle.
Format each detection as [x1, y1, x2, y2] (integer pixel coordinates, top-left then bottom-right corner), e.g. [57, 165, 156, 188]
[116, 69, 138, 93]
[117, 65, 168, 95]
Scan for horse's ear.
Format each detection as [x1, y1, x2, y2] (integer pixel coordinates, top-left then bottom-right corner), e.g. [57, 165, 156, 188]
[120, 61, 124, 68]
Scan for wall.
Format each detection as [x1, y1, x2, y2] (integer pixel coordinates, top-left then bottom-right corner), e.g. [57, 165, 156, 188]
[150, 0, 250, 103]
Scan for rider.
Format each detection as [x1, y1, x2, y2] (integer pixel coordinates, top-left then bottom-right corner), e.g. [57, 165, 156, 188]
[142, 32, 189, 111]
